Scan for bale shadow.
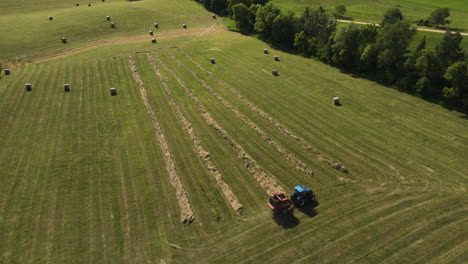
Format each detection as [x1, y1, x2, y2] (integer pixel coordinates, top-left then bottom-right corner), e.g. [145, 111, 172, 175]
[297, 200, 319, 217]
[272, 211, 300, 229]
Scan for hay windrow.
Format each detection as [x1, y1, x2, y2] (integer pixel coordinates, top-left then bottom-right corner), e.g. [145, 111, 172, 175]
[177, 48, 348, 173]
[150, 53, 285, 195]
[164, 48, 314, 177]
[129, 56, 194, 224]
[146, 54, 243, 218]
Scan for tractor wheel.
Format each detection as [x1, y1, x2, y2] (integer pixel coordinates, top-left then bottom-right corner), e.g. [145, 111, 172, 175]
[298, 199, 305, 207]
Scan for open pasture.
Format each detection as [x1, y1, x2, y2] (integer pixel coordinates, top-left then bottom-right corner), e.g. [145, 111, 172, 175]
[0, 28, 467, 262]
[0, 0, 214, 62]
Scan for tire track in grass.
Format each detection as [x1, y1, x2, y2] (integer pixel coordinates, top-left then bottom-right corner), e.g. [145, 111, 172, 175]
[164, 48, 314, 178]
[139, 55, 244, 218]
[150, 53, 285, 195]
[177, 48, 348, 174]
[127, 56, 194, 224]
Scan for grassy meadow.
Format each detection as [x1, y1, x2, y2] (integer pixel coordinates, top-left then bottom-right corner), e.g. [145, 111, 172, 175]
[0, 0, 467, 263]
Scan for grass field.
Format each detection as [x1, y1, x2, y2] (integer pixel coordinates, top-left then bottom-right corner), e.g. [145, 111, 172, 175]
[1, 0, 467, 263]
[272, 0, 468, 31]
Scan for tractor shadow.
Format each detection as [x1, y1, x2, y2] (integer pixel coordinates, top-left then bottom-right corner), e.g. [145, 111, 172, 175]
[297, 201, 319, 217]
[272, 211, 300, 229]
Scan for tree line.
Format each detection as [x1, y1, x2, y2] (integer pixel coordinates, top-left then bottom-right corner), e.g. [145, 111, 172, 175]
[196, 0, 468, 113]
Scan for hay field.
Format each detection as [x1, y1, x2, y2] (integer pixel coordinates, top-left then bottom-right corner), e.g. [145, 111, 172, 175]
[1, 0, 467, 263]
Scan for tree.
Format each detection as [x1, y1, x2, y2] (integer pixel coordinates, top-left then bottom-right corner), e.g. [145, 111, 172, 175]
[442, 61, 468, 109]
[428, 8, 450, 28]
[294, 31, 308, 53]
[232, 3, 252, 33]
[210, 0, 226, 13]
[228, 0, 252, 14]
[374, 21, 415, 83]
[415, 49, 442, 97]
[332, 24, 361, 68]
[254, 3, 281, 39]
[380, 8, 403, 27]
[271, 12, 296, 46]
[333, 5, 346, 19]
[435, 31, 465, 68]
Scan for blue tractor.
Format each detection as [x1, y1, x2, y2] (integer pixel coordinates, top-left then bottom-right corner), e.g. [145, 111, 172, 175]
[291, 185, 316, 207]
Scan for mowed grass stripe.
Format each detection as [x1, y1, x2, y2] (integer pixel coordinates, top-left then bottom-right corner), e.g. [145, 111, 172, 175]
[142, 54, 243, 217]
[134, 53, 239, 230]
[137, 58, 269, 219]
[152, 52, 286, 195]
[165, 48, 315, 178]
[155, 51, 308, 191]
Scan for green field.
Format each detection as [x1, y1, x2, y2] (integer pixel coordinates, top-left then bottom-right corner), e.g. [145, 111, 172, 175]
[1, 0, 467, 263]
[272, 0, 468, 31]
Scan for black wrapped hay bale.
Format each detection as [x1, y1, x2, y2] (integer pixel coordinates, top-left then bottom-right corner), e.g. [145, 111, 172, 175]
[61, 37, 67, 44]
[333, 97, 341, 106]
[4, 69, 10, 75]
[210, 58, 215, 64]
[149, 30, 154, 35]
[64, 84, 70, 92]
[110, 88, 117, 96]
[274, 56, 279, 61]
[88, 3, 91, 7]
[111, 22, 115, 28]
[264, 49, 268, 54]
[272, 69, 278, 76]
[212, 14, 216, 19]
[183, 24, 187, 28]
[49, 16, 53, 20]
[154, 23, 159, 28]
[76, 3, 79, 6]
[152, 38, 156, 43]
[25, 83, 32, 91]
[106, 16, 111, 21]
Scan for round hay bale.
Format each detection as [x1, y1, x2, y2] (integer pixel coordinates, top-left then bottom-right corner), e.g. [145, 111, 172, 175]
[110, 88, 117, 96]
[152, 38, 156, 43]
[111, 22, 115, 28]
[64, 84, 70, 92]
[25, 83, 32, 91]
[76, 3, 79, 6]
[212, 14, 216, 19]
[49, 16, 53, 20]
[210, 58, 215, 64]
[106, 16, 111, 21]
[4, 68, 11, 75]
[88, 3, 91, 7]
[263, 49, 268, 54]
[183, 24, 187, 28]
[274, 56, 279, 61]
[102, 0, 105, 2]
[272, 69, 278, 76]
[154, 23, 159, 28]
[149, 30, 154, 35]
[61, 37, 67, 44]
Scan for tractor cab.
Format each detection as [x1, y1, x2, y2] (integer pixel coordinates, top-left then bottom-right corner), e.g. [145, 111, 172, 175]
[268, 193, 293, 213]
[291, 185, 316, 207]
